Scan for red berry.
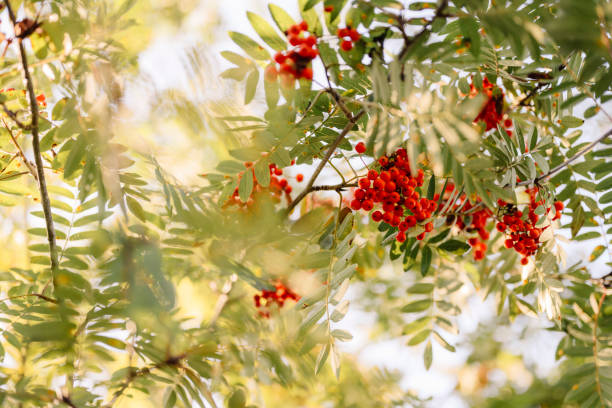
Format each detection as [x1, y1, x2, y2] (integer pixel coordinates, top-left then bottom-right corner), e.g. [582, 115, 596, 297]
[367, 169, 379, 180]
[504, 118, 513, 128]
[359, 178, 370, 189]
[301, 67, 313, 80]
[416, 232, 426, 241]
[299, 21, 308, 31]
[350, 199, 361, 211]
[324, 5, 334, 12]
[348, 29, 361, 42]
[396, 231, 406, 242]
[274, 52, 286, 64]
[296, 174, 304, 182]
[372, 210, 383, 222]
[362, 200, 374, 211]
[337, 28, 349, 37]
[554, 201, 564, 212]
[474, 250, 485, 260]
[274, 168, 283, 176]
[520, 257, 529, 265]
[496, 222, 506, 232]
[425, 222, 433, 232]
[355, 142, 366, 154]
[341, 40, 353, 51]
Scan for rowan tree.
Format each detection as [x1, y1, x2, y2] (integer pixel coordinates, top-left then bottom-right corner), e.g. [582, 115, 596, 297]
[0, 0, 611, 407]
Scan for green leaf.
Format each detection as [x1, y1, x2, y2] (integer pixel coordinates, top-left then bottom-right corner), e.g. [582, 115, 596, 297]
[254, 160, 270, 187]
[407, 329, 431, 346]
[228, 389, 246, 408]
[303, 0, 320, 11]
[244, 69, 259, 104]
[421, 246, 432, 277]
[239, 171, 254, 202]
[401, 299, 432, 313]
[247, 11, 286, 51]
[63, 136, 87, 179]
[315, 343, 330, 375]
[571, 205, 585, 238]
[331, 329, 353, 341]
[126, 196, 146, 222]
[269, 4, 296, 32]
[407, 283, 434, 294]
[229, 31, 270, 60]
[424, 340, 433, 370]
[560, 116, 584, 128]
[590, 245, 606, 262]
[432, 331, 456, 352]
[596, 176, 612, 192]
[427, 174, 435, 200]
[438, 239, 470, 255]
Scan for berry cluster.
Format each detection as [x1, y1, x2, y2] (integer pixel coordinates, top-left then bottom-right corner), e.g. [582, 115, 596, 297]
[442, 185, 494, 261]
[337, 26, 360, 51]
[496, 188, 563, 265]
[265, 21, 317, 85]
[254, 281, 300, 318]
[470, 77, 513, 136]
[226, 161, 293, 208]
[351, 146, 437, 243]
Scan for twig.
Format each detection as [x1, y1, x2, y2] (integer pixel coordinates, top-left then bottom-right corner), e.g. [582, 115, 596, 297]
[287, 110, 365, 213]
[397, 0, 449, 62]
[0, 293, 57, 304]
[0, 102, 31, 130]
[2, 118, 37, 180]
[4, 0, 60, 288]
[311, 182, 358, 191]
[517, 128, 612, 186]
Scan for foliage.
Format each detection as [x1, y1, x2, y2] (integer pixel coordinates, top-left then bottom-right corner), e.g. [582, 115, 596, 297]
[0, 0, 611, 407]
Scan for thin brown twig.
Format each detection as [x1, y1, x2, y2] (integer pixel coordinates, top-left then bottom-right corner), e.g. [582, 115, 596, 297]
[2, 118, 37, 180]
[0, 101, 31, 130]
[397, 0, 450, 62]
[3, 0, 60, 289]
[516, 128, 612, 186]
[0, 293, 57, 304]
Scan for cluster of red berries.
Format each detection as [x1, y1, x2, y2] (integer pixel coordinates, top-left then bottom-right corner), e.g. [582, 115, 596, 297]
[350, 146, 437, 243]
[265, 22, 317, 85]
[469, 77, 513, 136]
[496, 188, 564, 265]
[227, 161, 294, 208]
[337, 26, 360, 51]
[441, 185, 494, 261]
[254, 281, 300, 318]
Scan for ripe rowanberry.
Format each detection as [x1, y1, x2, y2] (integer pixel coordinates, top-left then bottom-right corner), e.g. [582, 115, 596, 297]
[296, 173, 304, 182]
[355, 141, 366, 154]
[341, 40, 353, 51]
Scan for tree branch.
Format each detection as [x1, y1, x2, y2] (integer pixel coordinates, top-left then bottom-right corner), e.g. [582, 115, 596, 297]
[397, 0, 449, 62]
[2, 118, 37, 180]
[287, 110, 365, 213]
[311, 182, 358, 191]
[4, 0, 60, 288]
[517, 128, 612, 186]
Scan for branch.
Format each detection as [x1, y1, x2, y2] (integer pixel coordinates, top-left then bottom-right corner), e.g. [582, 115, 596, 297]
[2, 118, 37, 180]
[311, 182, 358, 191]
[287, 110, 365, 213]
[0, 293, 57, 304]
[4, 0, 60, 287]
[1, 102, 32, 130]
[104, 353, 186, 407]
[397, 0, 449, 62]
[592, 291, 606, 406]
[517, 128, 612, 186]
